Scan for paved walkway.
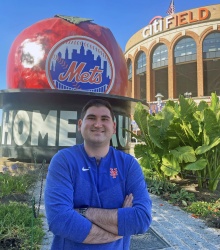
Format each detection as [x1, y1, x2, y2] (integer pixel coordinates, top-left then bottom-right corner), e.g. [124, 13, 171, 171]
[36, 180, 220, 250]
[149, 195, 220, 250]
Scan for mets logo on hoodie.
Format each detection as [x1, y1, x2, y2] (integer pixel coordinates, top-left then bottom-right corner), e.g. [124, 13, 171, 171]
[46, 36, 115, 93]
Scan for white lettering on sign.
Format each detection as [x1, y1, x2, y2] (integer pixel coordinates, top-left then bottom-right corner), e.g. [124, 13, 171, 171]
[1, 111, 13, 145]
[118, 115, 129, 147]
[13, 110, 30, 146]
[31, 110, 58, 146]
[142, 7, 210, 38]
[111, 117, 118, 147]
[59, 111, 77, 146]
[1, 110, 130, 148]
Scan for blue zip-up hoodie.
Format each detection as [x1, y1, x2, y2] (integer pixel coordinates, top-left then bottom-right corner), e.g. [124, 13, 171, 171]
[44, 144, 152, 249]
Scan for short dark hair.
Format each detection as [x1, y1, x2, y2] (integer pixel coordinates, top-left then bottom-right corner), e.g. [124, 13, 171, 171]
[81, 99, 114, 120]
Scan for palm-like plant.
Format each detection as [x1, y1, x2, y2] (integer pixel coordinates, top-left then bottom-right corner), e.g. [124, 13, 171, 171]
[132, 93, 220, 191]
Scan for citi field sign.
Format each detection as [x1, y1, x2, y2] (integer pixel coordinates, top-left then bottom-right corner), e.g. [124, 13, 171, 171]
[142, 7, 210, 38]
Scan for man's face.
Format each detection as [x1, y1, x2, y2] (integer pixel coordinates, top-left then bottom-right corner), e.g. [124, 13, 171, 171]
[78, 106, 116, 146]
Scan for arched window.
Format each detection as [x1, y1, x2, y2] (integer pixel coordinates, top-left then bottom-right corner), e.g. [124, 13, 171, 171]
[136, 52, 146, 75]
[203, 32, 220, 59]
[203, 32, 220, 96]
[174, 37, 197, 97]
[152, 44, 168, 69]
[174, 37, 196, 63]
[128, 61, 132, 80]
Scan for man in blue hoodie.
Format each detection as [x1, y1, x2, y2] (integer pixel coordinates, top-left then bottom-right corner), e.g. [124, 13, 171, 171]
[44, 99, 152, 249]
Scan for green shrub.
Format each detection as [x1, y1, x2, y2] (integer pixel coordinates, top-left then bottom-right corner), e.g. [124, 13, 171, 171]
[186, 199, 220, 218]
[0, 202, 44, 250]
[0, 173, 36, 198]
[0, 170, 45, 249]
[170, 188, 195, 205]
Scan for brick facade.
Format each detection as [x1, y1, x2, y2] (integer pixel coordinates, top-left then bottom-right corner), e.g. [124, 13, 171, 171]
[125, 4, 220, 102]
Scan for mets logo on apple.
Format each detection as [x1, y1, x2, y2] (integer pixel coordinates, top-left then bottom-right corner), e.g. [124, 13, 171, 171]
[46, 36, 115, 93]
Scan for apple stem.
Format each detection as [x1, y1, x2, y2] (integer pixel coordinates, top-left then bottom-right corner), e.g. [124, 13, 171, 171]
[55, 15, 93, 25]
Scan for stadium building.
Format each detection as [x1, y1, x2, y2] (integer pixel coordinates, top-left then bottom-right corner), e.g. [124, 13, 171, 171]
[124, 4, 220, 110]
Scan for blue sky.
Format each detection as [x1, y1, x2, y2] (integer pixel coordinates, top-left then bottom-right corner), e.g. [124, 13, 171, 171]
[0, 0, 219, 91]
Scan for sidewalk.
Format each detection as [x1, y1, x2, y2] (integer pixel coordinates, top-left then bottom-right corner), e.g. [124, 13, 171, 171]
[37, 180, 220, 250]
[149, 194, 220, 250]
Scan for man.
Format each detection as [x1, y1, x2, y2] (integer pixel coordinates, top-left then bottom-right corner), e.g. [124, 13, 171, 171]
[44, 99, 152, 249]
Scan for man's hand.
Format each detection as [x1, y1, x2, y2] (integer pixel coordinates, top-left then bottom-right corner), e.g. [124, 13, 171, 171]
[122, 194, 133, 208]
[83, 224, 122, 244]
[75, 193, 134, 237]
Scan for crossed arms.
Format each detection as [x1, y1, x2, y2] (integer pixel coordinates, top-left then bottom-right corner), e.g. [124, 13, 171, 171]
[76, 194, 133, 244]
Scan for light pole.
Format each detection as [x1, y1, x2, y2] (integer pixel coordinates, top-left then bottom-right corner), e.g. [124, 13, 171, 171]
[184, 92, 192, 98]
[155, 93, 164, 112]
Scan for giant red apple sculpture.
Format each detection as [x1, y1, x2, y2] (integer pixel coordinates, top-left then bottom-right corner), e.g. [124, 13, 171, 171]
[7, 15, 128, 96]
